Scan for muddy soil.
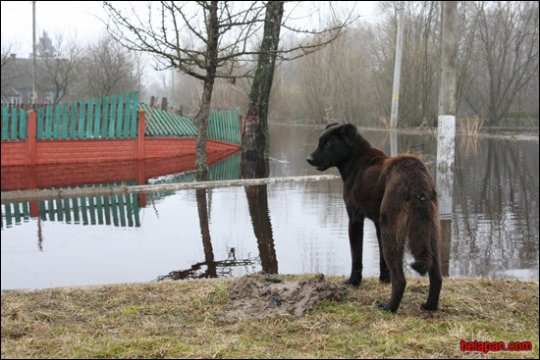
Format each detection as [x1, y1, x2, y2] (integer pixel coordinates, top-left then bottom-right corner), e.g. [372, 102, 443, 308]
[219, 274, 347, 322]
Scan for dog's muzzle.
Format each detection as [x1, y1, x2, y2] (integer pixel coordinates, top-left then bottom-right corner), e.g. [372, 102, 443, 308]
[306, 155, 327, 171]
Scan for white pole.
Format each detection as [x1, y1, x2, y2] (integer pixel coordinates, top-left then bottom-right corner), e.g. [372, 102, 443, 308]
[390, 4, 404, 129]
[32, 1, 37, 104]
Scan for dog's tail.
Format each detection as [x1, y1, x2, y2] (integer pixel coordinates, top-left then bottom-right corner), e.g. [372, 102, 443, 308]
[408, 192, 439, 276]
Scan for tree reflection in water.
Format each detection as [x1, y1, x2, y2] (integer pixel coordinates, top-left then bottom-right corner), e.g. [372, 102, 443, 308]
[159, 155, 278, 280]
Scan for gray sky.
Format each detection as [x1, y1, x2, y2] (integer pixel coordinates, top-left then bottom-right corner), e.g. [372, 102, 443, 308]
[1, 1, 380, 58]
[1, 1, 106, 56]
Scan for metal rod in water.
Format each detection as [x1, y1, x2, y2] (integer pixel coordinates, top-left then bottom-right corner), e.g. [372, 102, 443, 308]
[1, 174, 341, 203]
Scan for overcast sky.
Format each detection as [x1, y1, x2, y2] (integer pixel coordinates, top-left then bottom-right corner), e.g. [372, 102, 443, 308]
[1, 1, 104, 56]
[1, 1, 380, 58]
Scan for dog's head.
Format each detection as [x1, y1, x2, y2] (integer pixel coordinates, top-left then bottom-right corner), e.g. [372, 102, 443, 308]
[306, 123, 358, 171]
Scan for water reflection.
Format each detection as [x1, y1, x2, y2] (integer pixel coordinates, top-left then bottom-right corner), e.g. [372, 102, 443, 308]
[436, 131, 455, 278]
[158, 156, 278, 280]
[243, 157, 278, 274]
[1, 152, 236, 192]
[452, 138, 539, 279]
[245, 184, 278, 274]
[1, 154, 241, 230]
[158, 247, 259, 280]
[1, 193, 143, 230]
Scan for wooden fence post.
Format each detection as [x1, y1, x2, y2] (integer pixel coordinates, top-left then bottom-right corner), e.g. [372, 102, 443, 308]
[26, 110, 37, 166]
[137, 109, 145, 160]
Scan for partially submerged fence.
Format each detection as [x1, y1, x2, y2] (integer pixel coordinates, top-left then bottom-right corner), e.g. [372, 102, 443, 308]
[2, 93, 240, 143]
[1, 92, 241, 166]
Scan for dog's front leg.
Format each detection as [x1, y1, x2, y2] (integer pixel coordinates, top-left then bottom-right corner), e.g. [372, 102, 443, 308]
[374, 220, 391, 283]
[344, 207, 364, 286]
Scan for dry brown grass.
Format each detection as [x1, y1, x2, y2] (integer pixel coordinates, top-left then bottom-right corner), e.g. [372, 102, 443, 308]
[379, 116, 391, 130]
[460, 115, 485, 137]
[1, 276, 538, 358]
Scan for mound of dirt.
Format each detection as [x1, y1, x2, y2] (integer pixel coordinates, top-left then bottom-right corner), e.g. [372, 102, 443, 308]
[219, 274, 347, 323]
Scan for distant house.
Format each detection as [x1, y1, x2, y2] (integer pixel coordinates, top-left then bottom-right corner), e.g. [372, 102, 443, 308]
[1, 54, 61, 105]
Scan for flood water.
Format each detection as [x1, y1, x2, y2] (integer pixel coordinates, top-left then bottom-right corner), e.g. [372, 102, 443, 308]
[1, 125, 539, 289]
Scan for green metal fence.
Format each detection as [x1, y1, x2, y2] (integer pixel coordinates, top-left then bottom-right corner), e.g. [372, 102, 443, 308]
[139, 103, 197, 137]
[1, 107, 28, 140]
[2, 94, 241, 144]
[208, 108, 241, 144]
[140, 104, 240, 144]
[1, 92, 139, 141]
[37, 92, 139, 140]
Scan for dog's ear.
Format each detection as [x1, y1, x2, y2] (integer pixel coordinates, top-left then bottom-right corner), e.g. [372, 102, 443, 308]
[325, 122, 340, 130]
[340, 123, 357, 147]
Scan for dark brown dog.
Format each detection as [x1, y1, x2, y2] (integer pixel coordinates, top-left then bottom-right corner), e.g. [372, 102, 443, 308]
[306, 123, 442, 312]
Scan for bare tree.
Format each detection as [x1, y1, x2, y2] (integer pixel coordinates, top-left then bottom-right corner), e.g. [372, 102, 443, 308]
[104, 1, 267, 180]
[104, 1, 352, 179]
[36, 34, 82, 104]
[1, 40, 18, 100]
[463, 1, 539, 126]
[272, 1, 538, 129]
[82, 35, 140, 98]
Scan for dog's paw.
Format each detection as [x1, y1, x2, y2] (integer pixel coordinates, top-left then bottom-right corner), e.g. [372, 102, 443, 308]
[421, 302, 438, 311]
[343, 277, 361, 287]
[377, 302, 398, 313]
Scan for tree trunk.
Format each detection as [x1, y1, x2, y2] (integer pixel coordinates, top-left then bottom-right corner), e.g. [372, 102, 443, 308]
[194, 1, 219, 181]
[242, 1, 284, 162]
[194, 75, 215, 180]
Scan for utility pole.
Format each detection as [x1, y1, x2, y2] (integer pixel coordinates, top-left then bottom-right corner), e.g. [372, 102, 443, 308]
[32, 1, 37, 104]
[390, 3, 404, 130]
[436, 1, 458, 170]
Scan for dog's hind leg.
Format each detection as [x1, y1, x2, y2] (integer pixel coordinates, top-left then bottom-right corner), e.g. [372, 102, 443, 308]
[422, 253, 442, 310]
[422, 206, 442, 310]
[378, 203, 408, 312]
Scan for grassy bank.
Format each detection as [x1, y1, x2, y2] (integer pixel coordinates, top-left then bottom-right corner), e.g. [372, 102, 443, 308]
[1, 276, 538, 359]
